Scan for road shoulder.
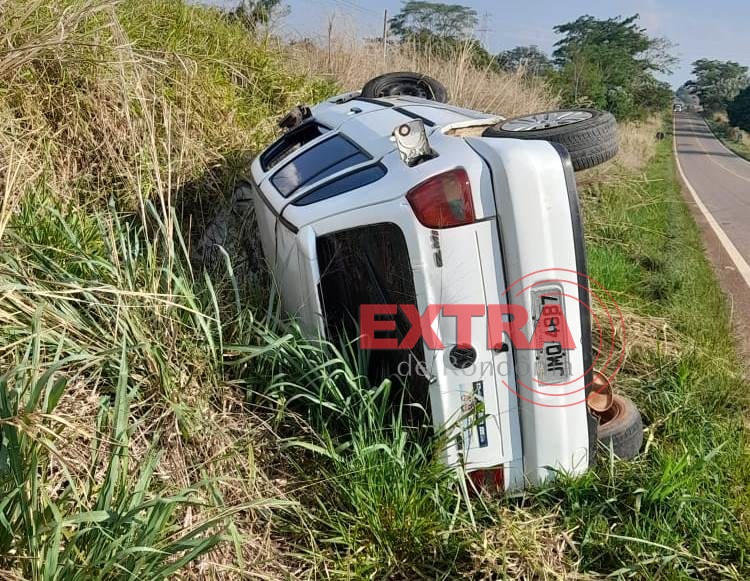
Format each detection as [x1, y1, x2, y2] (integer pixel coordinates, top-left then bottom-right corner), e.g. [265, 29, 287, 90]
[673, 118, 750, 363]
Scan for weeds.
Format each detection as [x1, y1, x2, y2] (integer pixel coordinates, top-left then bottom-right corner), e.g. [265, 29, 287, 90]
[2, 0, 750, 578]
[533, 131, 750, 579]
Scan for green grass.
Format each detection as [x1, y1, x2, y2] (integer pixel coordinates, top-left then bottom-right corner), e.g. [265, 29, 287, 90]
[706, 118, 750, 162]
[530, 129, 750, 578]
[0, 0, 328, 577]
[224, 128, 750, 579]
[3, 0, 750, 577]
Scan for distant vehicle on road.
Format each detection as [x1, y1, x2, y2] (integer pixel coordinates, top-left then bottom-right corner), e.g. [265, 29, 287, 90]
[673, 103, 684, 112]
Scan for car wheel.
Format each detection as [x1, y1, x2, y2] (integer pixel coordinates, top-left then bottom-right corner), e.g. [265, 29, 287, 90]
[361, 72, 449, 103]
[596, 394, 643, 459]
[482, 109, 618, 171]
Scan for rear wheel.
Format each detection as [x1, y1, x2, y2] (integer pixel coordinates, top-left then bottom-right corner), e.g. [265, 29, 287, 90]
[361, 72, 449, 103]
[596, 394, 643, 459]
[483, 109, 618, 171]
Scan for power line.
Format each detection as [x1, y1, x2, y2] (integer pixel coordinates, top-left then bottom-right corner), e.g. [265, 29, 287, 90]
[476, 11, 493, 47]
[320, 0, 379, 15]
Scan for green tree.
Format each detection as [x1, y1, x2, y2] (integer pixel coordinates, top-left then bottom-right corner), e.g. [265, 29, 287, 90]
[551, 14, 675, 119]
[728, 86, 750, 132]
[387, 1, 493, 69]
[230, 0, 283, 30]
[389, 1, 478, 44]
[690, 59, 749, 113]
[497, 45, 552, 76]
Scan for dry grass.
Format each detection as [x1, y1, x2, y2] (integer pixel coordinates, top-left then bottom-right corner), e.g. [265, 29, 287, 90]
[592, 301, 686, 381]
[0, 0, 328, 577]
[0, 2, 674, 577]
[576, 117, 663, 188]
[287, 34, 661, 189]
[286, 35, 558, 118]
[466, 507, 586, 580]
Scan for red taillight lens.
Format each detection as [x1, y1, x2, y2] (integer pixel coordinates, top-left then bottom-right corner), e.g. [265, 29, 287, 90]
[406, 168, 475, 228]
[467, 467, 505, 495]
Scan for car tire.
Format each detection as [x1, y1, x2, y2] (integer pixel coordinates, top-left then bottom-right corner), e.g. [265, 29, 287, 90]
[596, 394, 643, 460]
[361, 72, 449, 103]
[482, 109, 618, 171]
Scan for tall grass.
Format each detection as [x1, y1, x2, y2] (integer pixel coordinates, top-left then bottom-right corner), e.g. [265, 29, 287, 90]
[287, 33, 558, 118]
[0, 0, 327, 577]
[288, 33, 662, 187]
[3, 0, 749, 578]
[0, 343, 236, 579]
[230, 323, 465, 577]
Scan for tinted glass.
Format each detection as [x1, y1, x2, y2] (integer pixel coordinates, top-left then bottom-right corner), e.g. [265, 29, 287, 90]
[260, 122, 327, 171]
[294, 165, 387, 206]
[271, 135, 370, 197]
[316, 224, 429, 426]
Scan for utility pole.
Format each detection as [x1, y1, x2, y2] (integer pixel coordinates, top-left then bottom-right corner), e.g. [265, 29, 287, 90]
[477, 11, 492, 47]
[327, 13, 335, 73]
[382, 9, 388, 66]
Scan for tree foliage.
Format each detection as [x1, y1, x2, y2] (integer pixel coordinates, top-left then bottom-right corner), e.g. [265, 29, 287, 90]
[389, 1, 478, 43]
[690, 59, 749, 113]
[551, 14, 675, 119]
[728, 86, 750, 132]
[387, 1, 491, 68]
[229, 0, 282, 29]
[497, 45, 552, 76]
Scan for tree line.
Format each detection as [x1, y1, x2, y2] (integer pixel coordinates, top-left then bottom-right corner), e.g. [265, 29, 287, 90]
[385, 2, 676, 120]
[680, 60, 750, 132]
[224, 0, 750, 128]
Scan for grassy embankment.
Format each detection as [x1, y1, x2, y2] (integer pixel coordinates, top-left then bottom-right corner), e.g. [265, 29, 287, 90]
[544, 128, 750, 579]
[1, 1, 749, 579]
[706, 114, 750, 161]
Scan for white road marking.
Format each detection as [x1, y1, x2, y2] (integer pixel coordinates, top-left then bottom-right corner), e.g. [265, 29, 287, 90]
[673, 115, 750, 289]
[689, 117, 750, 183]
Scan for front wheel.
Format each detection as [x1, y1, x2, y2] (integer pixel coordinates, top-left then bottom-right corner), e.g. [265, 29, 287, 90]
[482, 109, 618, 171]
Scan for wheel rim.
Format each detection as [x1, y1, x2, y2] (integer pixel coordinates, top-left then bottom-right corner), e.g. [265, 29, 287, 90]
[501, 110, 593, 132]
[379, 80, 429, 99]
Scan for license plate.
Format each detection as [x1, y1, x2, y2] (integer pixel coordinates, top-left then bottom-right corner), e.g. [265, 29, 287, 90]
[531, 286, 570, 384]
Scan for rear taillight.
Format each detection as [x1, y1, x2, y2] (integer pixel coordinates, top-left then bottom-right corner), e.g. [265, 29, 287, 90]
[468, 467, 505, 495]
[406, 168, 475, 228]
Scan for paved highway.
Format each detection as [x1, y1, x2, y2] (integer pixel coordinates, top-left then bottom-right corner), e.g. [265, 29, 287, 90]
[674, 113, 750, 287]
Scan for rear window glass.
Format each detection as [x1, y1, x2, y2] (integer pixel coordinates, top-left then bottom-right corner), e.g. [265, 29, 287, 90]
[293, 165, 387, 206]
[260, 122, 328, 171]
[271, 135, 371, 197]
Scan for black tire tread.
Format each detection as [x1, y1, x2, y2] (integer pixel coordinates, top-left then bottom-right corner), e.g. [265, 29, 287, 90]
[361, 72, 449, 103]
[571, 140, 619, 170]
[597, 395, 643, 459]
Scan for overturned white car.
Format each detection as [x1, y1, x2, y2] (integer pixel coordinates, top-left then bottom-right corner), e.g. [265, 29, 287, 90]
[248, 72, 641, 491]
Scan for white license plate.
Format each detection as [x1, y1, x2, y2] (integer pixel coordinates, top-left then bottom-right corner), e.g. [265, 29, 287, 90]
[531, 286, 571, 384]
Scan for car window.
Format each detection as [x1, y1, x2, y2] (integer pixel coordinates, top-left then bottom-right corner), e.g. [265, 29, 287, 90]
[293, 165, 387, 206]
[260, 122, 328, 171]
[271, 135, 371, 197]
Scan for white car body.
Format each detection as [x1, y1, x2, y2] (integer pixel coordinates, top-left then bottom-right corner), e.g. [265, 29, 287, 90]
[250, 92, 595, 489]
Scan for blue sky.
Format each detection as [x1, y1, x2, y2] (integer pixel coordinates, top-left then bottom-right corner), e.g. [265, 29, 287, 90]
[205, 0, 750, 87]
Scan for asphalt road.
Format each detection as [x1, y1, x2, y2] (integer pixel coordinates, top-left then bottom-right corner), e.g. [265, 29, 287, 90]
[674, 113, 750, 282]
[674, 112, 750, 358]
